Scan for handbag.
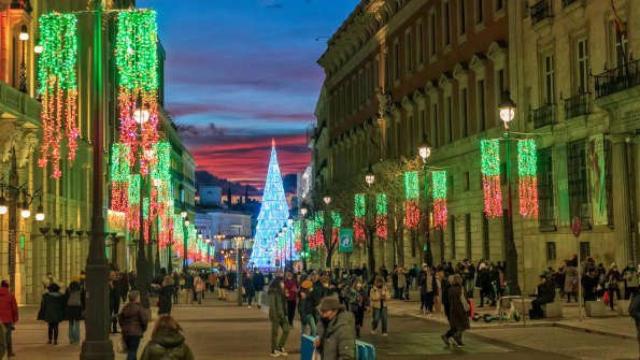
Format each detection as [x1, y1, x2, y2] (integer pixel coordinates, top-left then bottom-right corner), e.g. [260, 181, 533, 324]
[115, 337, 127, 354]
[460, 292, 470, 312]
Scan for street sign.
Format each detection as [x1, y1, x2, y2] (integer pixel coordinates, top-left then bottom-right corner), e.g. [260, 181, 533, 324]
[339, 228, 354, 254]
[571, 217, 581, 238]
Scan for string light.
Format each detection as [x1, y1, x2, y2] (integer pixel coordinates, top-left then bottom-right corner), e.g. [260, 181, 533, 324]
[330, 211, 341, 245]
[354, 193, 366, 244]
[432, 170, 448, 230]
[404, 171, 420, 229]
[375, 193, 388, 239]
[481, 139, 503, 218]
[37, 13, 79, 178]
[517, 139, 539, 218]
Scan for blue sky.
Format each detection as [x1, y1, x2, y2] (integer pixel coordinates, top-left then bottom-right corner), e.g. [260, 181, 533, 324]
[138, 0, 359, 186]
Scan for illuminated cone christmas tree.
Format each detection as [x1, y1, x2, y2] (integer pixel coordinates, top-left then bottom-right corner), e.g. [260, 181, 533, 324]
[250, 140, 290, 270]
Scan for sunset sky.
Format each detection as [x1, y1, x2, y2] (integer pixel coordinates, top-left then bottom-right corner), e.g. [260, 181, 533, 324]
[138, 0, 359, 188]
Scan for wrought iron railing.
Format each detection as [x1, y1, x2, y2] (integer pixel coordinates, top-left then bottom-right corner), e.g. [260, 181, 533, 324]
[564, 92, 590, 119]
[531, 103, 556, 129]
[531, 0, 552, 24]
[595, 59, 640, 98]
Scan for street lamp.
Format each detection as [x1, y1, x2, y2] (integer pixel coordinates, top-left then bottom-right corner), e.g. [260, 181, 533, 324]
[418, 136, 432, 163]
[34, 44, 43, 54]
[417, 138, 434, 266]
[18, 25, 29, 41]
[35, 204, 45, 222]
[20, 199, 30, 219]
[323, 195, 332, 206]
[133, 107, 150, 125]
[498, 92, 516, 130]
[365, 164, 375, 187]
[18, 24, 28, 93]
[180, 210, 187, 219]
[299, 204, 309, 270]
[0, 192, 7, 215]
[234, 235, 246, 306]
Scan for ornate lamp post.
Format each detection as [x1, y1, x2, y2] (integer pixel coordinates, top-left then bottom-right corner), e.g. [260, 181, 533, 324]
[417, 137, 433, 266]
[300, 205, 308, 270]
[234, 235, 246, 306]
[364, 164, 375, 274]
[18, 24, 29, 93]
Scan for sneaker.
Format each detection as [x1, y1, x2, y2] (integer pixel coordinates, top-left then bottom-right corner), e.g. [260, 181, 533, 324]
[270, 351, 280, 357]
[440, 335, 450, 347]
[248, 305, 252, 309]
[382, 333, 388, 337]
[277, 348, 288, 356]
[451, 337, 464, 347]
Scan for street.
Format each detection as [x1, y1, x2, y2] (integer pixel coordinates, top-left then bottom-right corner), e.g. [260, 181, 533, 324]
[8, 297, 638, 359]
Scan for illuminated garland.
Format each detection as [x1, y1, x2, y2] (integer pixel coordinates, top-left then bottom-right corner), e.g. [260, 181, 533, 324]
[518, 139, 539, 218]
[152, 141, 173, 247]
[331, 211, 341, 245]
[294, 220, 302, 252]
[481, 139, 503, 218]
[404, 171, 420, 229]
[375, 193, 388, 239]
[311, 211, 325, 250]
[127, 174, 141, 232]
[37, 13, 79, 178]
[110, 143, 131, 212]
[432, 170, 448, 230]
[354, 193, 366, 244]
[116, 10, 160, 175]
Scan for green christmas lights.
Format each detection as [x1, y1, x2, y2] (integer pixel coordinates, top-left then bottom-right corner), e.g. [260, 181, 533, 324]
[354, 194, 366, 217]
[115, 10, 159, 91]
[376, 193, 388, 215]
[404, 171, 420, 200]
[481, 139, 503, 218]
[517, 139, 537, 177]
[518, 139, 539, 218]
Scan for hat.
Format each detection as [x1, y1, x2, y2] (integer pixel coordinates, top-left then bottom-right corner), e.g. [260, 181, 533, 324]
[318, 297, 344, 312]
[301, 280, 313, 289]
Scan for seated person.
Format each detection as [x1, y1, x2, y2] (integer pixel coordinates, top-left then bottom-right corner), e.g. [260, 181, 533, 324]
[529, 274, 556, 319]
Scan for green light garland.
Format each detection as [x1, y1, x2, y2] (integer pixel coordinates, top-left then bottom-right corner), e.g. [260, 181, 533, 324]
[517, 139, 537, 177]
[128, 174, 141, 205]
[404, 171, 420, 200]
[115, 10, 159, 91]
[481, 139, 501, 176]
[376, 193, 388, 215]
[110, 143, 131, 183]
[354, 193, 366, 217]
[331, 211, 342, 228]
[432, 171, 448, 199]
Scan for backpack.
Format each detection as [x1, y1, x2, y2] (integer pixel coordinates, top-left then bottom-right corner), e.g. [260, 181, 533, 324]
[67, 290, 82, 307]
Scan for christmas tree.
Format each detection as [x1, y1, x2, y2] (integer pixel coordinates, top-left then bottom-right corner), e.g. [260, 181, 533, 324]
[250, 140, 290, 270]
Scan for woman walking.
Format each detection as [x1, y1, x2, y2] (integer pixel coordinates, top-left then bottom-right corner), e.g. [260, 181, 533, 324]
[441, 274, 470, 347]
[268, 277, 290, 357]
[298, 282, 317, 336]
[140, 315, 194, 360]
[64, 281, 85, 345]
[38, 283, 66, 345]
[370, 276, 389, 336]
[158, 275, 174, 315]
[119, 290, 150, 360]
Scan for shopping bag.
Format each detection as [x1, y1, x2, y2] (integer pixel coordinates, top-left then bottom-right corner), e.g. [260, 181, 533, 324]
[469, 298, 475, 318]
[603, 291, 610, 305]
[356, 340, 376, 360]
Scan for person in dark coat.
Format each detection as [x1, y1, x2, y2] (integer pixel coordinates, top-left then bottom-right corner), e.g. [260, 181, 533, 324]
[119, 290, 150, 360]
[64, 281, 85, 344]
[140, 315, 194, 360]
[529, 275, 556, 319]
[38, 283, 66, 345]
[582, 268, 599, 302]
[158, 275, 175, 315]
[298, 282, 317, 336]
[243, 272, 256, 308]
[629, 292, 640, 356]
[268, 277, 290, 357]
[314, 297, 356, 360]
[253, 269, 266, 308]
[441, 275, 469, 347]
[109, 271, 120, 333]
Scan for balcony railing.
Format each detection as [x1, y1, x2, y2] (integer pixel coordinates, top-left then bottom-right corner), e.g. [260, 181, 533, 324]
[531, 103, 556, 129]
[595, 59, 640, 98]
[564, 92, 590, 119]
[561, 0, 579, 7]
[531, 0, 552, 24]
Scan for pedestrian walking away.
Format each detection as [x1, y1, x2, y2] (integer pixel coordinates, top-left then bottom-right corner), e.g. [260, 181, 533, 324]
[268, 277, 290, 357]
[370, 276, 389, 336]
[38, 283, 65, 345]
[64, 280, 85, 345]
[140, 315, 194, 360]
[442, 274, 470, 347]
[158, 275, 175, 315]
[119, 290, 151, 360]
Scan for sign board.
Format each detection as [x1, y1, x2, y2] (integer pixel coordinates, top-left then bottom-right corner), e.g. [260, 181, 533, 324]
[339, 228, 354, 254]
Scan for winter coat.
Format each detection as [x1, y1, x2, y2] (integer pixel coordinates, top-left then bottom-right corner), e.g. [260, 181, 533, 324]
[140, 328, 194, 360]
[0, 288, 18, 324]
[268, 288, 287, 322]
[284, 279, 298, 302]
[369, 286, 389, 309]
[64, 288, 85, 321]
[118, 302, 150, 337]
[38, 292, 66, 324]
[629, 294, 640, 322]
[298, 296, 316, 320]
[536, 279, 556, 304]
[582, 274, 599, 301]
[253, 273, 265, 291]
[418, 271, 436, 295]
[564, 266, 579, 293]
[397, 271, 407, 288]
[446, 285, 470, 331]
[158, 285, 173, 315]
[317, 310, 356, 360]
[243, 276, 255, 296]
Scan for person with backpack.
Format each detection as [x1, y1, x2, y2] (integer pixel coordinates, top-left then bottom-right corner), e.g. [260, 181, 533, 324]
[0, 280, 18, 356]
[268, 277, 290, 357]
[64, 280, 85, 345]
[119, 290, 150, 360]
[38, 283, 66, 345]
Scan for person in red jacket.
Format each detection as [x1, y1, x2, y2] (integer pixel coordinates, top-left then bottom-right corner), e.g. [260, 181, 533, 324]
[0, 280, 18, 357]
[283, 272, 298, 326]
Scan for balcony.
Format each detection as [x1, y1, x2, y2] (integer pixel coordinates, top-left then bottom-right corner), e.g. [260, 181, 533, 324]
[530, 1, 552, 24]
[531, 103, 556, 129]
[595, 59, 640, 98]
[564, 92, 590, 119]
[561, 0, 579, 7]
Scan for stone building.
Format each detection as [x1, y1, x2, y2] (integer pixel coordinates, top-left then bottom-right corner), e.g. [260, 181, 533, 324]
[313, 0, 640, 292]
[0, 0, 195, 303]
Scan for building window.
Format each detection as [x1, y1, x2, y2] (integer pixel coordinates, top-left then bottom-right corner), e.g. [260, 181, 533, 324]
[580, 241, 591, 261]
[611, 20, 629, 67]
[542, 54, 555, 104]
[430, 11, 437, 56]
[475, 0, 484, 25]
[463, 171, 470, 191]
[477, 79, 486, 131]
[446, 95, 453, 143]
[405, 31, 414, 74]
[450, 216, 456, 259]
[482, 212, 489, 260]
[465, 213, 472, 259]
[546, 242, 557, 261]
[394, 40, 401, 81]
[460, 87, 469, 137]
[417, 20, 425, 65]
[576, 38, 589, 93]
[567, 140, 592, 227]
[538, 147, 555, 230]
[443, 1, 451, 46]
[432, 102, 440, 147]
[459, 0, 467, 35]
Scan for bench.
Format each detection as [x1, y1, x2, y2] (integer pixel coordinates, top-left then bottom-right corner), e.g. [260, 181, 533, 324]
[543, 302, 563, 318]
[616, 299, 630, 316]
[585, 300, 608, 317]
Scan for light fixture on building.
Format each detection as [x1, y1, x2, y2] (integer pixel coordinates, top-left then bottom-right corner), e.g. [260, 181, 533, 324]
[300, 206, 308, 217]
[180, 211, 187, 219]
[365, 164, 375, 186]
[184, 219, 190, 226]
[20, 202, 30, 219]
[418, 136, 432, 163]
[34, 44, 44, 54]
[0, 193, 7, 215]
[133, 107, 150, 125]
[19, 25, 29, 42]
[498, 92, 516, 130]
[323, 195, 332, 206]
[35, 204, 45, 222]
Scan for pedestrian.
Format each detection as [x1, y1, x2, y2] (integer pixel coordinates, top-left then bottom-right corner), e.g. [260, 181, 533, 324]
[208, 272, 217, 294]
[118, 272, 130, 304]
[582, 268, 599, 302]
[629, 291, 640, 356]
[253, 269, 265, 308]
[109, 271, 121, 333]
[140, 315, 194, 360]
[346, 280, 368, 337]
[370, 276, 389, 336]
[314, 297, 356, 360]
[172, 272, 180, 304]
[397, 267, 408, 300]
[118, 290, 150, 360]
[243, 272, 256, 308]
[284, 272, 298, 325]
[529, 274, 555, 319]
[41, 272, 57, 290]
[0, 280, 18, 356]
[441, 274, 470, 347]
[606, 263, 622, 310]
[419, 265, 436, 315]
[64, 280, 84, 345]
[564, 258, 579, 303]
[624, 264, 639, 299]
[194, 275, 205, 305]
[268, 277, 290, 357]
[158, 275, 174, 315]
[298, 281, 317, 336]
[38, 283, 65, 345]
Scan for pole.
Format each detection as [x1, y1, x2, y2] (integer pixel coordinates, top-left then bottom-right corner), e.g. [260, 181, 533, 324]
[236, 241, 242, 306]
[7, 147, 17, 294]
[504, 131, 521, 295]
[135, 175, 150, 308]
[182, 218, 188, 272]
[81, 0, 114, 357]
[301, 218, 307, 271]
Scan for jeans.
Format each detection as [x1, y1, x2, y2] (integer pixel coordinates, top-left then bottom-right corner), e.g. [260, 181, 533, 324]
[286, 300, 297, 325]
[47, 322, 59, 343]
[302, 314, 317, 336]
[124, 335, 142, 360]
[270, 318, 290, 352]
[256, 291, 263, 306]
[421, 292, 434, 312]
[68, 319, 80, 344]
[4, 323, 12, 354]
[372, 307, 388, 333]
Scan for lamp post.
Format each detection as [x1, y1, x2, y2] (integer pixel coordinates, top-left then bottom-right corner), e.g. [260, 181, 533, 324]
[183, 215, 190, 271]
[418, 138, 434, 266]
[234, 235, 246, 306]
[364, 164, 376, 274]
[300, 205, 308, 270]
[18, 24, 28, 93]
[322, 195, 333, 269]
